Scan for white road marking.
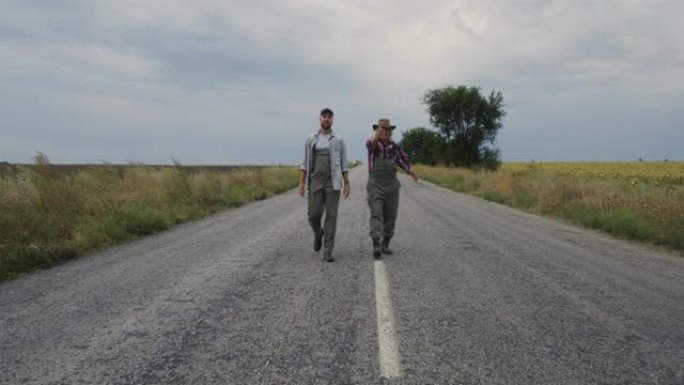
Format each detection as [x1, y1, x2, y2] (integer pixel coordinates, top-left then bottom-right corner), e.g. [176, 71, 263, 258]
[374, 260, 401, 378]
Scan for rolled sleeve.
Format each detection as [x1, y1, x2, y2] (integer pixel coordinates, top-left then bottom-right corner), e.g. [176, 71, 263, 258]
[367, 139, 376, 172]
[340, 139, 349, 172]
[366, 139, 376, 152]
[300, 135, 313, 171]
[300, 147, 307, 170]
[395, 144, 412, 173]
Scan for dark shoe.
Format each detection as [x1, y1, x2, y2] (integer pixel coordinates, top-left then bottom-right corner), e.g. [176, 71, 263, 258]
[372, 238, 382, 259]
[313, 228, 323, 252]
[324, 248, 335, 262]
[381, 237, 394, 255]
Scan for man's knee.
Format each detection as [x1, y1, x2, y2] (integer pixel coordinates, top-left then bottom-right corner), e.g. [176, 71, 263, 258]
[308, 209, 323, 221]
[308, 203, 324, 219]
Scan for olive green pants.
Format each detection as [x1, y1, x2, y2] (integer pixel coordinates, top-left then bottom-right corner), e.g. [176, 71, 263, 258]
[308, 149, 340, 251]
[367, 186, 399, 239]
[308, 185, 340, 251]
[367, 156, 400, 240]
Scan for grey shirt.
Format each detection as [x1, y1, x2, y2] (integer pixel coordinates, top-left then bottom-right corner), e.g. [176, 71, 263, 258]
[300, 130, 349, 191]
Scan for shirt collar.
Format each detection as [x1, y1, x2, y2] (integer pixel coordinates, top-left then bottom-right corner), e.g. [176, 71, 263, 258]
[316, 129, 335, 138]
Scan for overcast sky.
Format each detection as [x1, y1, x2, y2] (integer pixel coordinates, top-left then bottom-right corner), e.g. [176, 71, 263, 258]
[1, 0, 682, 165]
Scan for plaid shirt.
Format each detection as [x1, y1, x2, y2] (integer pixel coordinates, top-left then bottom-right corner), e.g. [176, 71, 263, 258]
[366, 139, 412, 173]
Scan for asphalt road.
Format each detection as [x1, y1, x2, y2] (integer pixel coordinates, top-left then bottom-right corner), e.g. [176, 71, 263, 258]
[1, 168, 683, 385]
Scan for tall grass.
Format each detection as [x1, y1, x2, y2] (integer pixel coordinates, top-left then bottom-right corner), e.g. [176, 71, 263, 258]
[0, 158, 299, 280]
[414, 163, 684, 253]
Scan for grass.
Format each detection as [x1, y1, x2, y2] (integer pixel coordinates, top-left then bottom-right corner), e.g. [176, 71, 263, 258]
[0, 160, 300, 280]
[414, 162, 684, 254]
[4, 159, 680, 279]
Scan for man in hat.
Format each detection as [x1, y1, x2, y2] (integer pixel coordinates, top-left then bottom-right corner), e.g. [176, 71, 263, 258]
[299, 108, 350, 262]
[366, 118, 419, 258]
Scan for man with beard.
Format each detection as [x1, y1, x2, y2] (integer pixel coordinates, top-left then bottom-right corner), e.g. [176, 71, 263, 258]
[299, 108, 350, 262]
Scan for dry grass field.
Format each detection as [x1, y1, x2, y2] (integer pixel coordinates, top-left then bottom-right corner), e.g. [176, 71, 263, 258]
[0, 159, 299, 279]
[414, 162, 684, 254]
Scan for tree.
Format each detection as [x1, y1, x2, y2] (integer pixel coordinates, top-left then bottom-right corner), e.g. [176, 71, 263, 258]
[400, 127, 443, 166]
[422, 85, 505, 169]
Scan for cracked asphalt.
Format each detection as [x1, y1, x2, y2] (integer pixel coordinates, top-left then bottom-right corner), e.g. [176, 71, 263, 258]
[1, 168, 683, 384]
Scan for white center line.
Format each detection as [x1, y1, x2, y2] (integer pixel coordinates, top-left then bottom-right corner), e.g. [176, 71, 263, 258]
[374, 260, 401, 378]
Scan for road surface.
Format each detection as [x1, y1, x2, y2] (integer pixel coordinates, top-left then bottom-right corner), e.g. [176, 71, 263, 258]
[2, 168, 683, 384]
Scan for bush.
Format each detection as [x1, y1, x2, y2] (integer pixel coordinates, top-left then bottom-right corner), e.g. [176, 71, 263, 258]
[117, 203, 169, 235]
[481, 189, 505, 204]
[0, 243, 78, 280]
[564, 208, 655, 241]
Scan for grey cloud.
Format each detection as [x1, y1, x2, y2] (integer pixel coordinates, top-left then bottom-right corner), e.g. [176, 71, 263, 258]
[449, 9, 477, 36]
[123, 27, 353, 91]
[2, 1, 354, 91]
[1, 0, 683, 164]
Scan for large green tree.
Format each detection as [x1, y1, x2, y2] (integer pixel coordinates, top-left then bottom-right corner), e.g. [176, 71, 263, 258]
[422, 85, 505, 169]
[399, 127, 442, 166]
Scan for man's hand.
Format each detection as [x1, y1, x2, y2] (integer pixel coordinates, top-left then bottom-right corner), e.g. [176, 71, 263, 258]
[298, 170, 307, 197]
[343, 183, 350, 198]
[409, 170, 420, 183]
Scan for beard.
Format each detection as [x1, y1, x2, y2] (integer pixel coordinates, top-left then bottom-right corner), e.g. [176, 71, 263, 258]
[320, 121, 332, 130]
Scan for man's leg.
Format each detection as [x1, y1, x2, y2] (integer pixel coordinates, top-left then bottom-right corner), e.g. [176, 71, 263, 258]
[367, 188, 384, 258]
[382, 188, 400, 254]
[308, 188, 325, 251]
[322, 185, 341, 257]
